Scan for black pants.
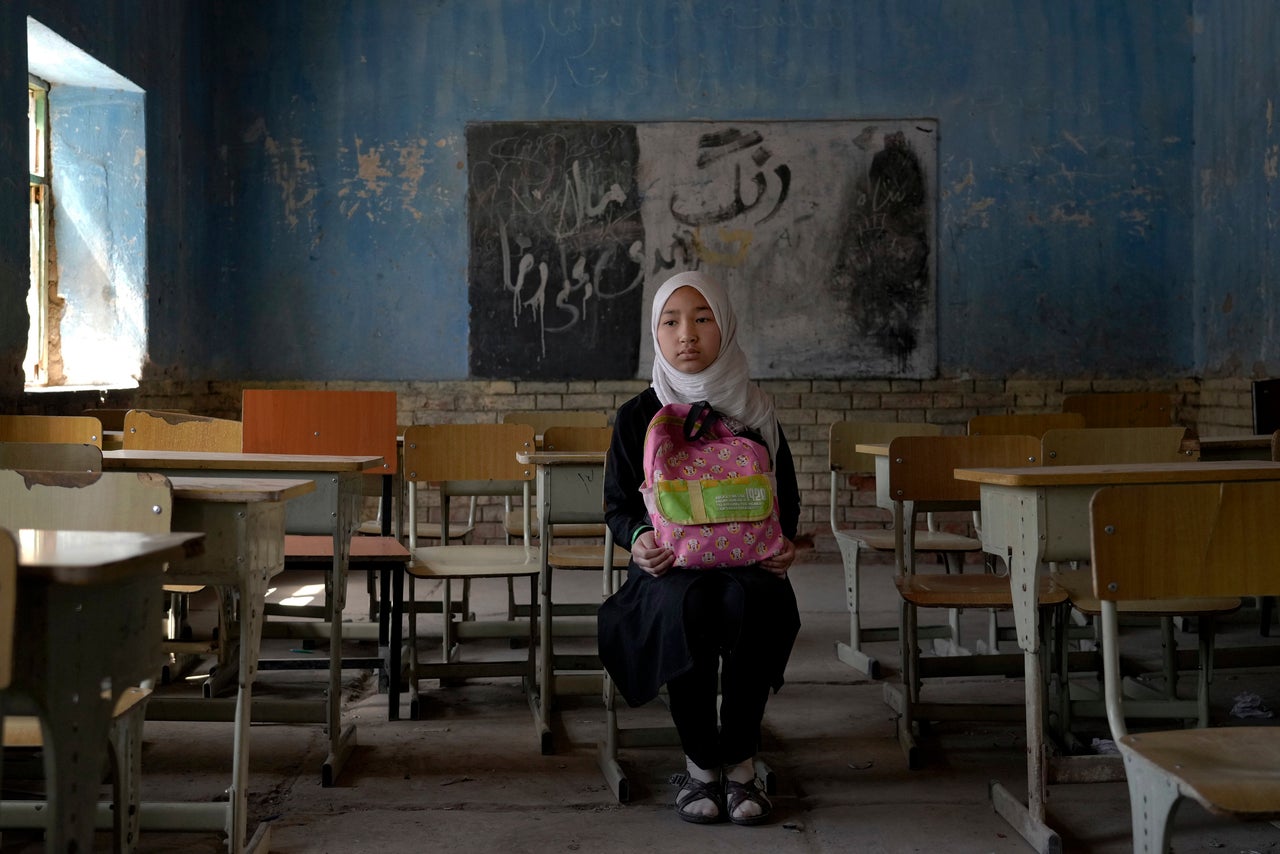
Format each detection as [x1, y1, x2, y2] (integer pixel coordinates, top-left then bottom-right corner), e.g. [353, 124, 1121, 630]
[666, 572, 772, 771]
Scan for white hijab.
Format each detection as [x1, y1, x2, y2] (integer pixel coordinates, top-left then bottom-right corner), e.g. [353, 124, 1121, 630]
[650, 271, 780, 459]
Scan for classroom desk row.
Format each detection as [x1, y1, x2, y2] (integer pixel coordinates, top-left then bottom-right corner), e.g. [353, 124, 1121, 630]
[0, 449, 385, 854]
[857, 440, 1280, 853]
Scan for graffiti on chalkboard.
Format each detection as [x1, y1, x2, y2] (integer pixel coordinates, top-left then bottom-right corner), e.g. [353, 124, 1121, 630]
[467, 123, 645, 379]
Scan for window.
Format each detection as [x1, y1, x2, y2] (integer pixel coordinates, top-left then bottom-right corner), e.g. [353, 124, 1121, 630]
[25, 17, 147, 390]
[26, 78, 48, 384]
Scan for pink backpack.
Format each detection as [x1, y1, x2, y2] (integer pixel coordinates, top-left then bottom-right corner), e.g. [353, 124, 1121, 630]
[641, 401, 785, 568]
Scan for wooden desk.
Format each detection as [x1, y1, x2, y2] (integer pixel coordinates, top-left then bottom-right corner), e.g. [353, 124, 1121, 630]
[102, 449, 382, 786]
[5, 528, 203, 853]
[516, 449, 609, 754]
[952, 459, 1280, 853]
[160, 476, 313, 853]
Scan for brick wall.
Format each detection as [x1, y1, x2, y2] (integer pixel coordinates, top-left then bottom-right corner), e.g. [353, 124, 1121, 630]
[7, 374, 1260, 553]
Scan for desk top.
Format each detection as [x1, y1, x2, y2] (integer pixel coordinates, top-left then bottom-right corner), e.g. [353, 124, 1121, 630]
[168, 476, 317, 503]
[15, 528, 204, 584]
[854, 442, 890, 457]
[516, 451, 607, 465]
[103, 449, 383, 473]
[954, 459, 1280, 487]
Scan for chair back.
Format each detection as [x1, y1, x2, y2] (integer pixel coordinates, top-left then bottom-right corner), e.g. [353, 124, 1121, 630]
[0, 528, 15, 690]
[124, 409, 243, 452]
[0, 469, 172, 533]
[542, 426, 612, 453]
[0, 414, 103, 448]
[1061, 391, 1173, 428]
[967, 412, 1085, 438]
[502, 411, 607, 433]
[886, 435, 1041, 507]
[1091, 481, 1280, 603]
[84, 408, 187, 432]
[403, 423, 536, 547]
[0, 442, 102, 472]
[403, 424, 535, 487]
[1041, 426, 1196, 466]
[242, 389, 398, 475]
[829, 421, 943, 477]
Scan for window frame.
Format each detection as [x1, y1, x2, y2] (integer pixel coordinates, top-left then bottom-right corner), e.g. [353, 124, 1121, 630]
[26, 74, 50, 386]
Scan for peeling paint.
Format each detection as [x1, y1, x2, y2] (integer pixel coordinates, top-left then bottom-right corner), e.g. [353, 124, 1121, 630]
[950, 160, 976, 194]
[1061, 131, 1087, 154]
[1048, 204, 1093, 227]
[262, 133, 318, 232]
[1265, 144, 1278, 181]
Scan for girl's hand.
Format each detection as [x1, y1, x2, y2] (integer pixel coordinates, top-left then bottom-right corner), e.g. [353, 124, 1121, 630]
[631, 530, 675, 577]
[759, 537, 796, 577]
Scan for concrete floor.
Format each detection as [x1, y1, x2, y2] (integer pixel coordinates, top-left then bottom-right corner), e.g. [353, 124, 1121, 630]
[3, 553, 1279, 853]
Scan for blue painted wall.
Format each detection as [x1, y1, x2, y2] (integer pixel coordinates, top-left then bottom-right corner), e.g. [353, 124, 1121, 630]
[1193, 2, 1280, 378]
[3, 1, 1275, 388]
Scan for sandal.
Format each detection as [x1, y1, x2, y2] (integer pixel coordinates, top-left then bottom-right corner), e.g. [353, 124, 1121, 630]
[724, 777, 772, 826]
[670, 772, 726, 824]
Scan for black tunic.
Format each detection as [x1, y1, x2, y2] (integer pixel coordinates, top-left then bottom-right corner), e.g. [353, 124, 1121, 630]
[597, 388, 802, 708]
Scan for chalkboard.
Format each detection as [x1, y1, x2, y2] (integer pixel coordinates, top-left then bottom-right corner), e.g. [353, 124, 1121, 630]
[467, 122, 645, 380]
[467, 119, 937, 380]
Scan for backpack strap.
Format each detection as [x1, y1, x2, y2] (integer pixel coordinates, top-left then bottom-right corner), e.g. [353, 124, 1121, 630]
[682, 400, 718, 441]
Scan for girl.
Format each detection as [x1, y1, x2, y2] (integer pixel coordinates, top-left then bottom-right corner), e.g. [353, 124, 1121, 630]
[598, 270, 801, 826]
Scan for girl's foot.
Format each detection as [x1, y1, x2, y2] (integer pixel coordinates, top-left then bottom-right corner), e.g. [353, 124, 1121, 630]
[673, 757, 723, 823]
[724, 758, 771, 825]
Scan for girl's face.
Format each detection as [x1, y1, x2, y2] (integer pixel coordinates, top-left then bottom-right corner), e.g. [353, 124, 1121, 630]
[657, 286, 721, 374]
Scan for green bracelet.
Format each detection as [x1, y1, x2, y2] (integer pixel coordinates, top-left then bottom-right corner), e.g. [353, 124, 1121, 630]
[631, 525, 653, 546]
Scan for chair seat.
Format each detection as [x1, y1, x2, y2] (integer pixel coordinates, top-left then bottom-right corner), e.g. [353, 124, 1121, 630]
[1053, 569, 1240, 617]
[285, 533, 411, 563]
[1121, 727, 1280, 817]
[836, 526, 980, 553]
[410, 544, 541, 579]
[896, 573, 1069, 608]
[548, 543, 631, 569]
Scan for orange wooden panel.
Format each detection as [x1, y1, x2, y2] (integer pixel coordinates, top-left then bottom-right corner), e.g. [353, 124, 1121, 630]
[241, 389, 397, 474]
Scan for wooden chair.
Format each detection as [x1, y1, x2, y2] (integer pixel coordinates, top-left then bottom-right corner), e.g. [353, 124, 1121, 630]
[1090, 481, 1280, 853]
[1040, 425, 1197, 466]
[120, 409, 243, 682]
[502, 409, 609, 441]
[828, 420, 984, 679]
[400, 423, 546, 745]
[1062, 391, 1174, 428]
[0, 414, 104, 447]
[241, 388, 401, 677]
[501, 410, 609, 533]
[880, 435, 1069, 768]
[0, 441, 102, 472]
[1039, 426, 1237, 731]
[0, 468, 174, 851]
[123, 409, 242, 452]
[967, 411, 1085, 438]
[502, 414, 610, 618]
